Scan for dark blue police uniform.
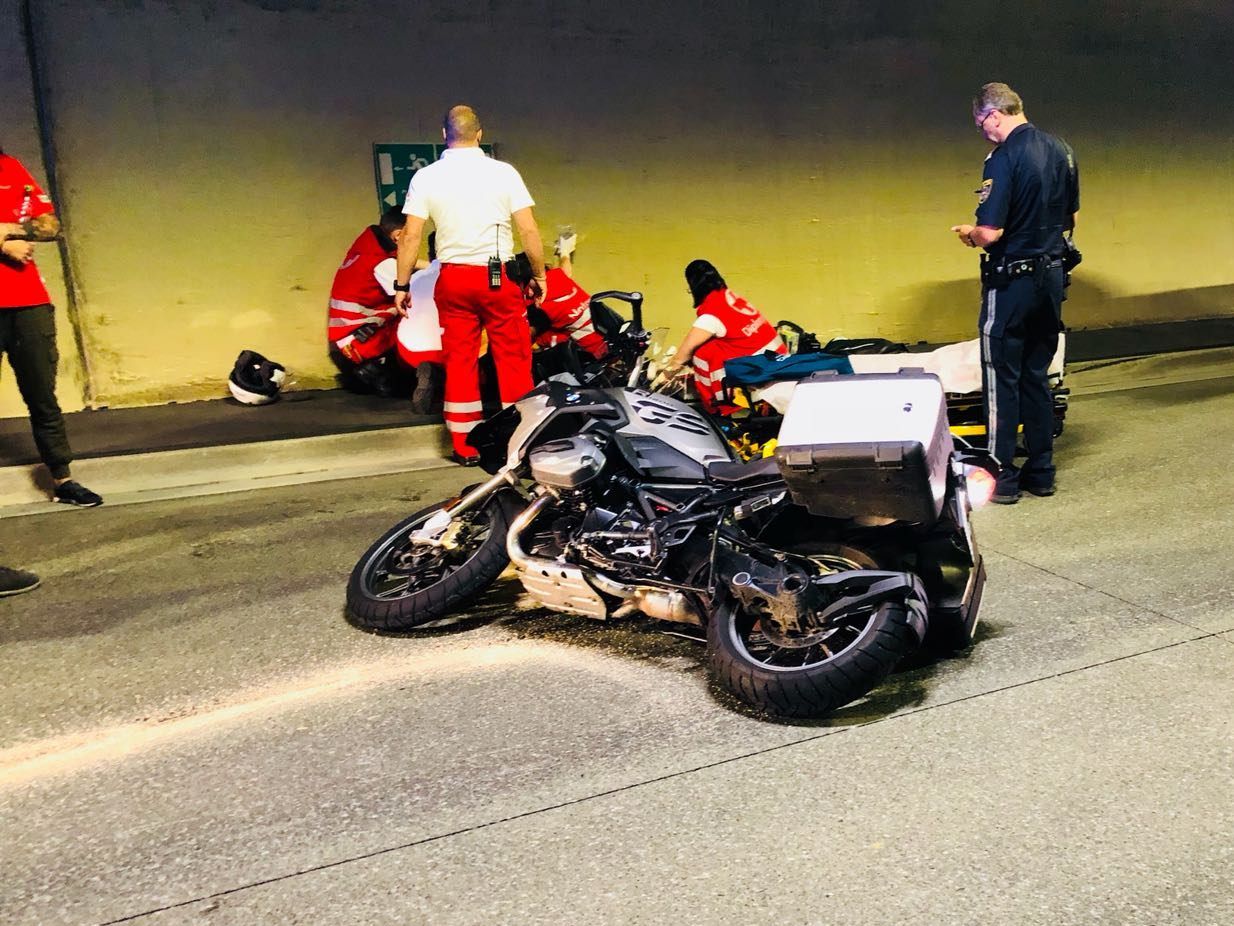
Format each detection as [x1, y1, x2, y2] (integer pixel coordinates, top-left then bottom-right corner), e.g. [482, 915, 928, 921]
[974, 123, 1079, 494]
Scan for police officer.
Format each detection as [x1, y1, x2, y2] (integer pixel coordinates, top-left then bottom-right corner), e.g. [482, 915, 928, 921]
[951, 82, 1079, 504]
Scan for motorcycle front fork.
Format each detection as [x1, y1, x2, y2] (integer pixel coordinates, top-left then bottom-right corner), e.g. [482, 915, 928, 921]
[411, 467, 524, 546]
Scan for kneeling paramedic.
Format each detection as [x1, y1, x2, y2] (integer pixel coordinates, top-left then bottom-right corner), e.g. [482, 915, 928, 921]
[327, 208, 429, 397]
[655, 259, 786, 414]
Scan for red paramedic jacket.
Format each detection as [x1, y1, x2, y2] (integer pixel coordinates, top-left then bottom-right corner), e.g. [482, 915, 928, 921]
[691, 287, 785, 412]
[534, 267, 607, 359]
[328, 226, 397, 344]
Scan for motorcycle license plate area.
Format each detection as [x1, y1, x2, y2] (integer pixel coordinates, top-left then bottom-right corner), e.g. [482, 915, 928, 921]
[773, 371, 954, 522]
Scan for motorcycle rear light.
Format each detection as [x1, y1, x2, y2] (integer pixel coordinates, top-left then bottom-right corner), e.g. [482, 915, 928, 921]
[963, 465, 997, 509]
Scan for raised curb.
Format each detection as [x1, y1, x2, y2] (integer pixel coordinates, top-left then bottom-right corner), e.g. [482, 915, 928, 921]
[0, 425, 454, 517]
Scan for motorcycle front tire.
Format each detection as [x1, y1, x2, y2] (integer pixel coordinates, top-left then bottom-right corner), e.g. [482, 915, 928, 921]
[707, 599, 921, 719]
[346, 490, 522, 633]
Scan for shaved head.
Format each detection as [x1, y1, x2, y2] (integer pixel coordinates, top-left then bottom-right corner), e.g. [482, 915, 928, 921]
[443, 105, 482, 145]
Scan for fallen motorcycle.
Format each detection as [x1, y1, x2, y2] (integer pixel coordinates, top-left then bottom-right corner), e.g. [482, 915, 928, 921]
[346, 354, 997, 719]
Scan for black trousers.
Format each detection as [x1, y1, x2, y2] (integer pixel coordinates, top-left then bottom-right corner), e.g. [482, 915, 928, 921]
[978, 266, 1065, 491]
[0, 303, 74, 479]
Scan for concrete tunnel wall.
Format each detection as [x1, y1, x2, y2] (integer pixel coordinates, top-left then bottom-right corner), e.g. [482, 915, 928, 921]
[2, 0, 1232, 416]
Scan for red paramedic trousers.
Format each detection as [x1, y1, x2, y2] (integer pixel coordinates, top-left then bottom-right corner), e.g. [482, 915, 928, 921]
[435, 263, 534, 456]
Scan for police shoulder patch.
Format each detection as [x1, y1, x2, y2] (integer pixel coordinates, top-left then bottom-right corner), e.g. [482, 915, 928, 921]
[976, 179, 993, 203]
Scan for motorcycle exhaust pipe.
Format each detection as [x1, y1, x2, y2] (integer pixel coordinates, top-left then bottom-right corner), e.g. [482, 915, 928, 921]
[508, 495, 701, 626]
[506, 494, 553, 568]
[592, 574, 702, 626]
[507, 495, 608, 619]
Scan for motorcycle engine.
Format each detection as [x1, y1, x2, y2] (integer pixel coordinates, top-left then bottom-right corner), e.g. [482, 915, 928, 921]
[525, 433, 701, 579]
[529, 435, 606, 490]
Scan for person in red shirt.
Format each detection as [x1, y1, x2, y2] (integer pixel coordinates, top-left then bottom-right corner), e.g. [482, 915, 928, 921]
[507, 232, 609, 370]
[656, 259, 786, 413]
[529, 231, 608, 360]
[327, 208, 433, 399]
[0, 146, 101, 509]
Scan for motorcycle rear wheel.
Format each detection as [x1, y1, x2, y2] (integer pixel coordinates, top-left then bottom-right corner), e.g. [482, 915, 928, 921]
[706, 547, 923, 718]
[346, 490, 522, 633]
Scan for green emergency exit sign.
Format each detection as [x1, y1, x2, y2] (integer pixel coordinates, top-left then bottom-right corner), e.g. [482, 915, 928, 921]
[372, 142, 495, 213]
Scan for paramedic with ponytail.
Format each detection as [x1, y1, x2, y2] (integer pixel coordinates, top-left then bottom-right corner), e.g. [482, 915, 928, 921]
[393, 105, 546, 465]
[656, 259, 786, 413]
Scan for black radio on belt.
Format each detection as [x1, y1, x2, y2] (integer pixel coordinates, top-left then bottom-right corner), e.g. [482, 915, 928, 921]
[979, 254, 1009, 287]
[1062, 237, 1082, 272]
[352, 322, 380, 343]
[488, 256, 502, 290]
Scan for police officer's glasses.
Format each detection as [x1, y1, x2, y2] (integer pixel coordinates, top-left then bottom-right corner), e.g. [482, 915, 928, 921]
[976, 109, 996, 130]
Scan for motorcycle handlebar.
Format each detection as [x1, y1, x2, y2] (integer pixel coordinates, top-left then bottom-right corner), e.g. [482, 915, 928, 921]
[589, 290, 643, 332]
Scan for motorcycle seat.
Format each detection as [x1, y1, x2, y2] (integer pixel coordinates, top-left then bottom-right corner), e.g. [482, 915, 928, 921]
[706, 457, 781, 485]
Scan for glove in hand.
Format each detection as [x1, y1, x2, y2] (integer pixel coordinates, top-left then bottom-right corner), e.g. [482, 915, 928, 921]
[554, 227, 577, 259]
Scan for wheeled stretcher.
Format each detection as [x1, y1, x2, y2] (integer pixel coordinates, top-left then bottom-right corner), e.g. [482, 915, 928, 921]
[722, 330, 1068, 453]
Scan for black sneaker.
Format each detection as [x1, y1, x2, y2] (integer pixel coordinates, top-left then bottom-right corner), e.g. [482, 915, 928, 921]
[1023, 482, 1056, 497]
[54, 480, 104, 508]
[412, 362, 444, 416]
[991, 489, 1022, 505]
[0, 566, 40, 597]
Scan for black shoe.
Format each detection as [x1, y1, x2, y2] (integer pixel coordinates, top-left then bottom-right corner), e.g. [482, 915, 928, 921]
[0, 566, 40, 597]
[54, 480, 104, 507]
[450, 452, 481, 467]
[354, 358, 397, 398]
[412, 362, 443, 416]
[1023, 483, 1056, 497]
[991, 489, 1022, 505]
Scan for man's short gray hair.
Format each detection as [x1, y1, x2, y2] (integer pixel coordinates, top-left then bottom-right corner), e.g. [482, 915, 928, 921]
[973, 82, 1024, 119]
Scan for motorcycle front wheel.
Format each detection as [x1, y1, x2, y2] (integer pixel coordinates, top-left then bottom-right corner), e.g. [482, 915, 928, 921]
[706, 548, 924, 718]
[346, 490, 522, 633]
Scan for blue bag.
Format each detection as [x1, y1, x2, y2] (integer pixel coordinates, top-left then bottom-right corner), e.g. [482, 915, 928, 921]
[723, 351, 854, 387]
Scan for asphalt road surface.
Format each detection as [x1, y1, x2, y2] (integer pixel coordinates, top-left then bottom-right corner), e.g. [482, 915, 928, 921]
[3, 373, 1234, 925]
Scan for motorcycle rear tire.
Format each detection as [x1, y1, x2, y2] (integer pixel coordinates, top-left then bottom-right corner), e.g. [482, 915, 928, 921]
[707, 599, 921, 719]
[346, 490, 521, 633]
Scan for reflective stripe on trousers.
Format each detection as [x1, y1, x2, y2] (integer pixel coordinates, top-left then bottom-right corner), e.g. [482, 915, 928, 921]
[981, 286, 998, 460]
[436, 263, 533, 455]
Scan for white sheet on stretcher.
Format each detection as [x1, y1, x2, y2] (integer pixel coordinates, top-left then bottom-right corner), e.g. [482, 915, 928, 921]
[751, 333, 1066, 414]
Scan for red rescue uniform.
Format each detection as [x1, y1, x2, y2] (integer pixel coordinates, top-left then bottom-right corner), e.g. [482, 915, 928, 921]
[327, 227, 400, 363]
[434, 263, 533, 448]
[534, 267, 607, 359]
[404, 146, 537, 457]
[691, 288, 786, 413]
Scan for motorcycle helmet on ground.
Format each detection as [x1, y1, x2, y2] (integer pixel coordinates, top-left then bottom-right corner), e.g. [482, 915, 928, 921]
[228, 349, 287, 405]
